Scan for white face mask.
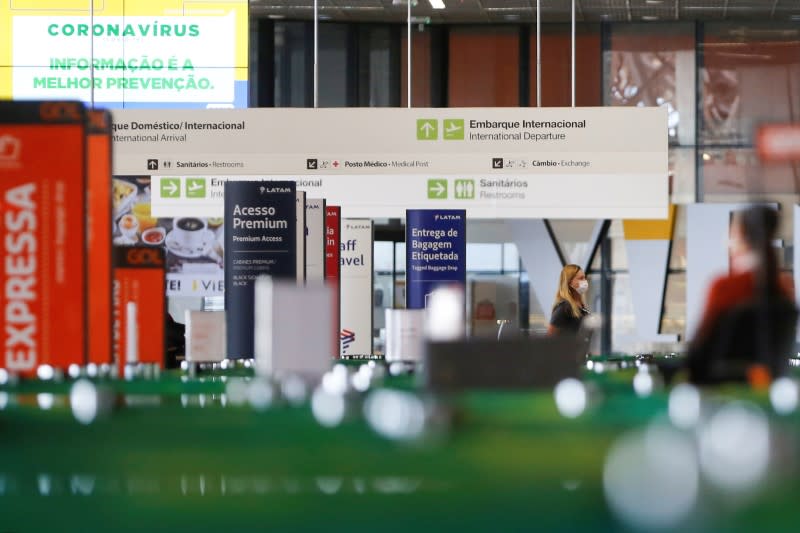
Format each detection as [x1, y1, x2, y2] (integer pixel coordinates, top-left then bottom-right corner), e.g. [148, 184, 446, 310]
[574, 280, 589, 294]
[731, 250, 760, 273]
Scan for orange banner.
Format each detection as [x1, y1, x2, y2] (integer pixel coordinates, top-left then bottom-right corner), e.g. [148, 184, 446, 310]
[113, 246, 165, 377]
[87, 109, 113, 366]
[1, 101, 87, 376]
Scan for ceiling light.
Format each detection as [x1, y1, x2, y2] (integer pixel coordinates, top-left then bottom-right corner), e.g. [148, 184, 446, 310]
[429, 0, 445, 9]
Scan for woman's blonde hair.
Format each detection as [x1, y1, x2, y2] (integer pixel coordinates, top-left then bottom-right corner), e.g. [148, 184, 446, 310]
[552, 264, 584, 318]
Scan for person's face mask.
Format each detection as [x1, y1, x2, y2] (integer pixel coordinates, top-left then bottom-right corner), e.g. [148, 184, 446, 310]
[574, 279, 589, 294]
[731, 250, 760, 273]
[728, 231, 760, 272]
[728, 236, 747, 256]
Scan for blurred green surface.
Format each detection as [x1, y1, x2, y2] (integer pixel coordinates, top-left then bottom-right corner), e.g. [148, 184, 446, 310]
[1, 361, 800, 532]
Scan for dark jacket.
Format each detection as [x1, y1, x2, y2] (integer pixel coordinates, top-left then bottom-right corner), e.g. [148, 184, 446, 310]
[550, 300, 589, 334]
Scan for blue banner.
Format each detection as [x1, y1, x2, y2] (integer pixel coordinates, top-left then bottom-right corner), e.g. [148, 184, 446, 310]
[224, 181, 296, 359]
[406, 209, 467, 309]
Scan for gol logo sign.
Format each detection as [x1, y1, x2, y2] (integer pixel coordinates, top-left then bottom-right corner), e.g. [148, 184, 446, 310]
[88, 111, 109, 130]
[39, 102, 82, 122]
[126, 247, 164, 266]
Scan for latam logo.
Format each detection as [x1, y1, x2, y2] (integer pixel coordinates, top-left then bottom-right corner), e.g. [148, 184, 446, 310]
[340, 329, 356, 353]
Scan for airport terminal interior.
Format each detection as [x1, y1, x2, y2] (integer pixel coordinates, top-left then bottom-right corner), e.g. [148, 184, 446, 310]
[247, 0, 800, 355]
[2, 0, 800, 531]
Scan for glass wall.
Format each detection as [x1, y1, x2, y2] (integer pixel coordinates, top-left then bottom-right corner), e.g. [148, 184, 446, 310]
[253, 17, 800, 354]
[699, 23, 800, 199]
[370, 240, 524, 354]
[604, 23, 696, 352]
[273, 21, 400, 108]
[533, 24, 602, 107]
[448, 26, 520, 106]
[274, 22, 309, 107]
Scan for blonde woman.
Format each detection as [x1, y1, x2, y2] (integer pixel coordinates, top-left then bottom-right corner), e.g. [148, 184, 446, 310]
[547, 264, 590, 335]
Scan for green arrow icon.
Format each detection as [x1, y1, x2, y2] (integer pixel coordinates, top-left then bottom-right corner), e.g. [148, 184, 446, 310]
[186, 177, 207, 198]
[160, 178, 180, 198]
[443, 119, 464, 140]
[427, 179, 447, 199]
[417, 119, 438, 140]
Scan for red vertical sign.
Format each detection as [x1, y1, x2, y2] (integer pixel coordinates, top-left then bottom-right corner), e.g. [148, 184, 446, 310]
[87, 110, 113, 366]
[0, 101, 87, 377]
[325, 206, 341, 285]
[325, 206, 341, 357]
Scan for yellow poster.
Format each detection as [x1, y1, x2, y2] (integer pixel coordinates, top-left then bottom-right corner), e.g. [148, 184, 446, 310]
[0, 0, 248, 107]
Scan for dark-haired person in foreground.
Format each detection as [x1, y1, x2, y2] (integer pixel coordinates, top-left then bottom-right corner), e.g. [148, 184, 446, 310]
[687, 206, 797, 385]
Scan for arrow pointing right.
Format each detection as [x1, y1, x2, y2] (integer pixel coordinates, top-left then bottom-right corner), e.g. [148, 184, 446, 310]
[163, 182, 178, 195]
[429, 182, 445, 197]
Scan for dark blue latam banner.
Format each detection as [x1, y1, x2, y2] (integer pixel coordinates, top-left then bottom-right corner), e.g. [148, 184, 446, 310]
[406, 209, 467, 309]
[225, 181, 297, 359]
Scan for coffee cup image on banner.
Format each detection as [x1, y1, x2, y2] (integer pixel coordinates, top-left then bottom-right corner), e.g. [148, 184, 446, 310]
[112, 176, 225, 274]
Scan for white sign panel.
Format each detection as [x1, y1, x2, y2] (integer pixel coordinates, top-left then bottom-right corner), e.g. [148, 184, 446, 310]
[185, 311, 226, 363]
[296, 191, 306, 284]
[254, 277, 334, 377]
[384, 309, 425, 363]
[110, 107, 669, 219]
[339, 220, 374, 358]
[306, 199, 327, 282]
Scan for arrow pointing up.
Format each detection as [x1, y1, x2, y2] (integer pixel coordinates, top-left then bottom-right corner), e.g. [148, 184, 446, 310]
[420, 122, 435, 138]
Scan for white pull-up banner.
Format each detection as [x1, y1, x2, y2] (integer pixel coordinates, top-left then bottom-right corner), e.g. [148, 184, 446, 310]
[111, 107, 668, 220]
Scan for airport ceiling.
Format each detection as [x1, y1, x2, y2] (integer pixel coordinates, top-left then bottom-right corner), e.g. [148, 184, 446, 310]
[250, 0, 800, 23]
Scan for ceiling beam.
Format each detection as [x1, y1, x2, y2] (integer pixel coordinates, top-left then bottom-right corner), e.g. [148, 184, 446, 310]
[475, 0, 489, 22]
[625, 0, 632, 22]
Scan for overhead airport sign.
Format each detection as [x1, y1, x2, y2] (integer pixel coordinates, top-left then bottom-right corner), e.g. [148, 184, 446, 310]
[111, 107, 669, 219]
